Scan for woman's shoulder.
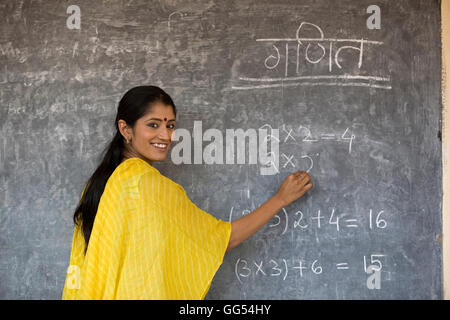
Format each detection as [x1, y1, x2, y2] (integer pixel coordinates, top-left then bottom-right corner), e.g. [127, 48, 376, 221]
[105, 157, 158, 191]
[115, 157, 159, 177]
[112, 157, 185, 194]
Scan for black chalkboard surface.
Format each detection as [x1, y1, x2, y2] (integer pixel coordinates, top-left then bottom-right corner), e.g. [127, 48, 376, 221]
[0, 0, 442, 299]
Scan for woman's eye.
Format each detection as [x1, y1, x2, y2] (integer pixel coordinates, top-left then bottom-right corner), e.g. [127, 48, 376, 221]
[167, 124, 176, 129]
[148, 123, 158, 128]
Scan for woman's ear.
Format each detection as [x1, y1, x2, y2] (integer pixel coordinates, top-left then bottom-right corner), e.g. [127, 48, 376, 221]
[117, 120, 131, 141]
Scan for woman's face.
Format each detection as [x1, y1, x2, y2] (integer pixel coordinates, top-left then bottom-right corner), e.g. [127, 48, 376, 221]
[119, 102, 176, 165]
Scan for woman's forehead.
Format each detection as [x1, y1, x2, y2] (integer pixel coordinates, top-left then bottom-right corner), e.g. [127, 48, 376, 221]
[143, 102, 176, 120]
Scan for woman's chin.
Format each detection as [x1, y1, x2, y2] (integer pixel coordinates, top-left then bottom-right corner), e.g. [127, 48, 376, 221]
[147, 153, 168, 162]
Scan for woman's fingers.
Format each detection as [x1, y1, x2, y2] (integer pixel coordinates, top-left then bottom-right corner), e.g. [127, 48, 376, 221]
[291, 172, 312, 197]
[303, 182, 313, 190]
[297, 182, 313, 197]
[276, 171, 313, 207]
[293, 171, 310, 185]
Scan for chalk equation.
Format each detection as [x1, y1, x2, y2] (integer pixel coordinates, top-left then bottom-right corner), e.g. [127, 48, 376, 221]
[234, 254, 386, 286]
[282, 124, 355, 154]
[232, 21, 391, 90]
[260, 123, 356, 174]
[229, 207, 387, 235]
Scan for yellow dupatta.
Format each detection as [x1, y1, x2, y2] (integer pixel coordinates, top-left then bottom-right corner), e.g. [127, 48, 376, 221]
[62, 157, 231, 299]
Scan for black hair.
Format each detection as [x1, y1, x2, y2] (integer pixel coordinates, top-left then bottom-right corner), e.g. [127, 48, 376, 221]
[72, 86, 176, 254]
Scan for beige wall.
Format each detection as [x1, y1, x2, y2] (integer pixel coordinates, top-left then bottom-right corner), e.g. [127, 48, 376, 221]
[442, 0, 449, 300]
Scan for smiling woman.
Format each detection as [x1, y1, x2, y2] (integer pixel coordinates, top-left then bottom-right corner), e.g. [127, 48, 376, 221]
[69, 86, 179, 255]
[118, 101, 177, 165]
[62, 85, 312, 300]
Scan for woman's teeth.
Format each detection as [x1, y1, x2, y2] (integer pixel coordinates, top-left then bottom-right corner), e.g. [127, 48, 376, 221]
[151, 143, 168, 150]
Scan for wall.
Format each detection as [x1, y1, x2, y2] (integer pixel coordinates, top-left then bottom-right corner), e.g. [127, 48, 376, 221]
[442, 0, 450, 300]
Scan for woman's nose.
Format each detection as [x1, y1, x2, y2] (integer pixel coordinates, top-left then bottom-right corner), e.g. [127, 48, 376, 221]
[158, 126, 171, 141]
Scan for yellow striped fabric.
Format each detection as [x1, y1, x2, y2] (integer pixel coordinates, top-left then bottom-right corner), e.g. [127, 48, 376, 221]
[62, 157, 231, 299]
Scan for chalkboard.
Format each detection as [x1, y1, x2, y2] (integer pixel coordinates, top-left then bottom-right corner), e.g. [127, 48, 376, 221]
[0, 0, 442, 299]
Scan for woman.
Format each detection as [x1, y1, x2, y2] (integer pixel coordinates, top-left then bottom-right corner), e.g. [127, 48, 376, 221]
[62, 86, 312, 300]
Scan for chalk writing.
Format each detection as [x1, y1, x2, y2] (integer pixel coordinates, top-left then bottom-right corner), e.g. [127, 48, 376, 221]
[234, 254, 385, 286]
[232, 21, 391, 90]
[229, 206, 387, 235]
[282, 125, 355, 154]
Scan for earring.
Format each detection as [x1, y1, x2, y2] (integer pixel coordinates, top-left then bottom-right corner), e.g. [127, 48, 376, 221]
[126, 138, 130, 144]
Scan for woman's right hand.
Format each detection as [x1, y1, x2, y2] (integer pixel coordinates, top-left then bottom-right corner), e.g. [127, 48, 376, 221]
[275, 171, 312, 207]
[226, 170, 313, 251]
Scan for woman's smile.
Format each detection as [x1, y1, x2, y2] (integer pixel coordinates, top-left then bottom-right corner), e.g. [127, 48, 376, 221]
[150, 142, 169, 151]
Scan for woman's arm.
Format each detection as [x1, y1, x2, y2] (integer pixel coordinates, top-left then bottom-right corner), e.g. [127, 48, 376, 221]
[226, 171, 312, 251]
